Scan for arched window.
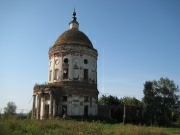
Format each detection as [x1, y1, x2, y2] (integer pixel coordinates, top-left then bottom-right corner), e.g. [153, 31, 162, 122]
[63, 58, 69, 79]
[84, 59, 88, 64]
[64, 58, 68, 63]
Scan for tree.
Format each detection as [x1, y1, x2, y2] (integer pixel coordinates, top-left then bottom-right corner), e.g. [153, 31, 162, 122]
[142, 81, 157, 125]
[4, 102, 17, 116]
[98, 95, 143, 106]
[98, 95, 122, 105]
[122, 96, 143, 107]
[143, 77, 179, 125]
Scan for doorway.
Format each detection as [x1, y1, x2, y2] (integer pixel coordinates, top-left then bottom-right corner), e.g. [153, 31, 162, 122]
[84, 106, 88, 117]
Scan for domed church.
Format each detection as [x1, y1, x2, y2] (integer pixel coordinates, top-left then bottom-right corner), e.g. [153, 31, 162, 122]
[31, 10, 99, 119]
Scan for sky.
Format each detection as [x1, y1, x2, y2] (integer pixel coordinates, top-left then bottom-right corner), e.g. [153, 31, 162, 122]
[0, 0, 180, 113]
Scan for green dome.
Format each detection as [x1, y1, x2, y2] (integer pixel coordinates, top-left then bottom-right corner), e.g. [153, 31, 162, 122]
[54, 28, 93, 48]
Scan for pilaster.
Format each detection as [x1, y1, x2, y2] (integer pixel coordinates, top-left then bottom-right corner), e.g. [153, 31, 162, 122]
[49, 91, 53, 118]
[53, 99, 56, 117]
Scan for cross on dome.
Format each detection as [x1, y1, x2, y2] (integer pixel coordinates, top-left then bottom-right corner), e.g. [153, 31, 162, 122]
[72, 8, 77, 21]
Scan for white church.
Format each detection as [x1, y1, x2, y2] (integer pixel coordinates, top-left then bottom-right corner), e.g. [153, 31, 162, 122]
[31, 9, 99, 119]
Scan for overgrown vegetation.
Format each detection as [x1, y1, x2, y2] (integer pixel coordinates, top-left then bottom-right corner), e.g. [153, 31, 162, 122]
[1, 77, 179, 134]
[0, 116, 180, 135]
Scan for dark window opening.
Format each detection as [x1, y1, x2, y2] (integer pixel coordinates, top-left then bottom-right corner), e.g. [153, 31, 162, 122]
[63, 69, 68, 79]
[64, 58, 68, 63]
[62, 96, 67, 102]
[84, 69, 88, 80]
[84, 106, 88, 117]
[84, 59, 88, 64]
[84, 96, 89, 102]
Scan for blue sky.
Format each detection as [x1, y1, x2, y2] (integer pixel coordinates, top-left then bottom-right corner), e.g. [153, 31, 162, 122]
[0, 0, 180, 113]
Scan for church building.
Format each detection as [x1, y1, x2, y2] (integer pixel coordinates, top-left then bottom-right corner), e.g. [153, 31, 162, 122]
[31, 10, 99, 119]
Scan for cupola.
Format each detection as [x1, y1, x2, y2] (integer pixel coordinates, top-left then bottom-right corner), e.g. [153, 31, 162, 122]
[69, 9, 79, 29]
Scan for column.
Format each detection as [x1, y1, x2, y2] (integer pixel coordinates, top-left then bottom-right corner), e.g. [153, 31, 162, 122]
[52, 55, 55, 81]
[31, 94, 36, 118]
[36, 94, 41, 119]
[40, 95, 44, 119]
[61, 54, 63, 80]
[36, 94, 39, 119]
[38, 94, 41, 119]
[49, 91, 53, 118]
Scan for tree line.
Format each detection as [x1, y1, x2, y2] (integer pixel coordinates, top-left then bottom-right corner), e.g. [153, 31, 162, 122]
[98, 95, 143, 107]
[98, 77, 180, 125]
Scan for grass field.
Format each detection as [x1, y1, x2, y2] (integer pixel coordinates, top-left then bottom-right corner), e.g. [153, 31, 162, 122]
[0, 116, 180, 135]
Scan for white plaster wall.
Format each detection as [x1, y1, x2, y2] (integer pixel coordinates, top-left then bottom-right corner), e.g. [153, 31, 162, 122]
[79, 107, 83, 115]
[45, 100, 50, 105]
[58, 95, 98, 116]
[39, 95, 98, 117]
[67, 104, 71, 115]
[72, 104, 79, 115]
[91, 97, 97, 116]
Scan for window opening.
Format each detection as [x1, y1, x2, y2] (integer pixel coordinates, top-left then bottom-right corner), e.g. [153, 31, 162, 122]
[62, 96, 67, 102]
[84, 106, 88, 117]
[84, 59, 88, 64]
[84, 96, 89, 102]
[63, 69, 68, 79]
[84, 69, 88, 80]
[64, 58, 68, 63]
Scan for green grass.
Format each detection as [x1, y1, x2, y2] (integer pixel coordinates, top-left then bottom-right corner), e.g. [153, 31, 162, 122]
[0, 116, 179, 135]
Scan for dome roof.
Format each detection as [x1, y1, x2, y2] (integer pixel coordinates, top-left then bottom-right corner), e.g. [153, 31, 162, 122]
[53, 28, 93, 48]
